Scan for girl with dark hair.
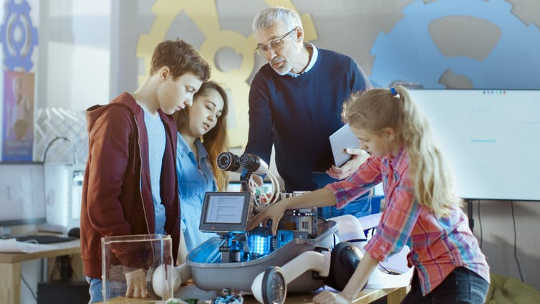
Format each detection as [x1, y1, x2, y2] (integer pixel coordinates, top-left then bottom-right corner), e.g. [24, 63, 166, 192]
[173, 81, 229, 262]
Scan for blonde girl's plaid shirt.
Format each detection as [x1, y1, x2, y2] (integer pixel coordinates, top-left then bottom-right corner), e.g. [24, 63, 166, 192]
[325, 149, 490, 295]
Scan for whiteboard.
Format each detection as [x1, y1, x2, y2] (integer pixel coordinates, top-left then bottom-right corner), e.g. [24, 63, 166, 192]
[410, 90, 540, 201]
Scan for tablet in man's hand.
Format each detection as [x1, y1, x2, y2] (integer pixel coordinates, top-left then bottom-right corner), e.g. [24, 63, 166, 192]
[329, 124, 361, 167]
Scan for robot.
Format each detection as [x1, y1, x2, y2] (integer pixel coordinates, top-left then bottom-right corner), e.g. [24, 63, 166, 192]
[152, 152, 398, 304]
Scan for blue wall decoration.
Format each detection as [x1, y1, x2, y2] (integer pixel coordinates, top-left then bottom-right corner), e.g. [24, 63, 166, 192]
[0, 0, 39, 71]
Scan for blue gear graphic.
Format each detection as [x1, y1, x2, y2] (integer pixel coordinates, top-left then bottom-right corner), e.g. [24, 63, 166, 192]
[0, 0, 39, 71]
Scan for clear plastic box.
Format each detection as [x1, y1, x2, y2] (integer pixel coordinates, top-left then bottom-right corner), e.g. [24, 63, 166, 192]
[101, 234, 174, 302]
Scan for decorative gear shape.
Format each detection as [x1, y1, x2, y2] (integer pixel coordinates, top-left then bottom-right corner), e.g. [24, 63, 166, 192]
[0, 0, 39, 71]
[137, 0, 317, 147]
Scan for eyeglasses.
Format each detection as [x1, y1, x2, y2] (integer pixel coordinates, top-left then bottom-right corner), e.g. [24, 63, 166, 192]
[255, 27, 297, 56]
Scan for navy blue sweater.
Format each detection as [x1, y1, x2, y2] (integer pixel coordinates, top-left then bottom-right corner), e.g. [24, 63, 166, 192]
[245, 48, 370, 191]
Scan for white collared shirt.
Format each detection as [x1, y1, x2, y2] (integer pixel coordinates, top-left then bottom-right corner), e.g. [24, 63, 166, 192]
[287, 43, 319, 78]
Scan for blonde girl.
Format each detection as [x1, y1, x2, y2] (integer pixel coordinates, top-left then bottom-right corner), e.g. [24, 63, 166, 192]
[249, 86, 490, 304]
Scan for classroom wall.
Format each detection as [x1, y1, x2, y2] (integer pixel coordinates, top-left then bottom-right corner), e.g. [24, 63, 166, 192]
[37, 0, 111, 112]
[0, 1, 109, 302]
[470, 200, 540, 289]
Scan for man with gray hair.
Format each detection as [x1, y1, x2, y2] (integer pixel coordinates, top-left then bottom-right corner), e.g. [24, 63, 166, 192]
[245, 7, 372, 218]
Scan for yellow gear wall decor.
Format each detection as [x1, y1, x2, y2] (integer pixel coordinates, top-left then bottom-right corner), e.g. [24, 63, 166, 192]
[136, 0, 317, 148]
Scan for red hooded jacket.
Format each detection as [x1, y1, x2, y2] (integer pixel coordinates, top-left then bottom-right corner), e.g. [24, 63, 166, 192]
[80, 92, 180, 278]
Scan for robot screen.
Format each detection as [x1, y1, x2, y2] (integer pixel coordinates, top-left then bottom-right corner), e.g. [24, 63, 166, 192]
[199, 192, 251, 233]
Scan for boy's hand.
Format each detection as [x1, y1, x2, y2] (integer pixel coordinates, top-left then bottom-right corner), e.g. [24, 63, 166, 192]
[313, 290, 352, 304]
[326, 148, 369, 180]
[247, 199, 288, 235]
[125, 268, 148, 298]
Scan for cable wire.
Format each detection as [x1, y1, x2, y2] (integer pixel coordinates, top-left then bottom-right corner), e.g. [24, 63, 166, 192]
[477, 200, 483, 249]
[511, 201, 525, 282]
[21, 274, 37, 302]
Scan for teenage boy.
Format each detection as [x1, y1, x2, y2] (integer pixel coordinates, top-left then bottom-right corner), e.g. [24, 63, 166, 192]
[81, 40, 210, 303]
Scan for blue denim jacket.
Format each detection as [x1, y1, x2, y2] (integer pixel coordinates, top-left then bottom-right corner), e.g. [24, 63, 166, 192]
[176, 133, 218, 252]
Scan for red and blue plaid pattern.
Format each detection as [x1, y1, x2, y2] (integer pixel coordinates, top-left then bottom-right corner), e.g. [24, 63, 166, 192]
[326, 149, 489, 295]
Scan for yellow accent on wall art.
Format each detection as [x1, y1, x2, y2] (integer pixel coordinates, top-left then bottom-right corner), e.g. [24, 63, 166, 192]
[136, 0, 317, 148]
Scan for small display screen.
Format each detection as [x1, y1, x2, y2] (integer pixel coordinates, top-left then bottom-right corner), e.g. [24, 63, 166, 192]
[205, 195, 245, 224]
[200, 192, 251, 232]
